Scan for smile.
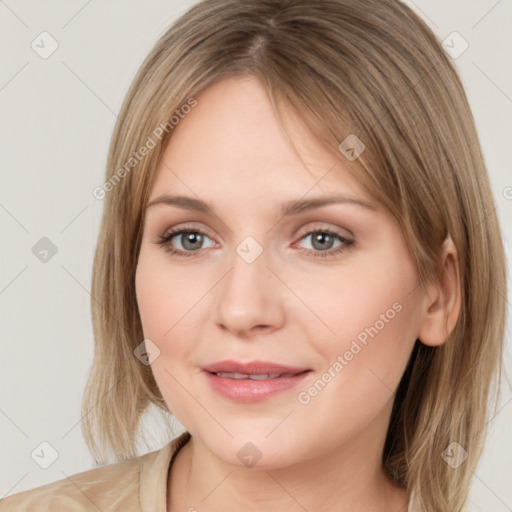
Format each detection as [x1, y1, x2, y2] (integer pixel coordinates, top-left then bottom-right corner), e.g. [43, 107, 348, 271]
[202, 361, 312, 403]
[212, 372, 300, 380]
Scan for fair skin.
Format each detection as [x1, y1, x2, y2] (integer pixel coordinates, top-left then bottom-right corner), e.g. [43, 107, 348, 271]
[135, 76, 461, 512]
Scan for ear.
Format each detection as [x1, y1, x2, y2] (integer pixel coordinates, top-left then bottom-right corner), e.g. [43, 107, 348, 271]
[417, 234, 462, 347]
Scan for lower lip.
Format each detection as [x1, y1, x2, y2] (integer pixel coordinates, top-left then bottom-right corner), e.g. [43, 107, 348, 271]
[203, 371, 311, 403]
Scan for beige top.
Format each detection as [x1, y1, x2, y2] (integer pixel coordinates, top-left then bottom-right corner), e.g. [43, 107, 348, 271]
[0, 431, 192, 512]
[1, 431, 414, 511]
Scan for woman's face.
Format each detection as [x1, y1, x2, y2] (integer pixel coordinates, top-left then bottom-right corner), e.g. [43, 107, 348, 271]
[135, 76, 425, 469]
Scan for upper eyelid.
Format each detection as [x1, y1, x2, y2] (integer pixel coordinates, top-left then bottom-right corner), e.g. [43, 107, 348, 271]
[159, 224, 353, 245]
[160, 221, 351, 235]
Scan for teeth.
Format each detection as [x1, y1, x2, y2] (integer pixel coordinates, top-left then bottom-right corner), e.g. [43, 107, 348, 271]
[215, 372, 283, 380]
[249, 373, 280, 380]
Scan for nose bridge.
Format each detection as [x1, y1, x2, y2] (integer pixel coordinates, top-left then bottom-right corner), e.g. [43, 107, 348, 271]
[213, 237, 284, 335]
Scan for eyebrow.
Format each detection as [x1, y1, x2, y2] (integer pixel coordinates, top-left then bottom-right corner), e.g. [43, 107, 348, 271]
[145, 193, 377, 216]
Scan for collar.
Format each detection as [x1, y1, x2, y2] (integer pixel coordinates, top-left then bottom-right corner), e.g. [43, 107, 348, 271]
[139, 430, 191, 512]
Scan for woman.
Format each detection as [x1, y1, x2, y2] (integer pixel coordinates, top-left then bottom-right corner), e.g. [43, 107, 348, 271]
[1, 0, 507, 510]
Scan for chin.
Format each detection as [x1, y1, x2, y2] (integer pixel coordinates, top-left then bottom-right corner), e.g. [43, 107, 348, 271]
[197, 426, 309, 470]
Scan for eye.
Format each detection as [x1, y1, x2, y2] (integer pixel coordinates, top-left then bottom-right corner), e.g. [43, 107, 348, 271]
[156, 227, 216, 257]
[154, 225, 354, 259]
[295, 229, 354, 259]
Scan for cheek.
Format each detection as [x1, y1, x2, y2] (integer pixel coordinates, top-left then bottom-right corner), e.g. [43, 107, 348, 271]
[135, 250, 203, 413]
[303, 245, 420, 387]
[288, 264, 419, 449]
[135, 247, 202, 341]
[135, 256, 170, 339]
[134, 246, 219, 398]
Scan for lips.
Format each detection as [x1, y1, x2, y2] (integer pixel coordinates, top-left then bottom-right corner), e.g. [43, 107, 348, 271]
[213, 372, 296, 380]
[202, 360, 312, 402]
[202, 359, 310, 377]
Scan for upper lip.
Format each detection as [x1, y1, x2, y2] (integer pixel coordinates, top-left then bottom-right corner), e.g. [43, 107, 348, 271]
[202, 359, 311, 375]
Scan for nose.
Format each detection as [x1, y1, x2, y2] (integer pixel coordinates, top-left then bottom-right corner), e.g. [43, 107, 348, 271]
[213, 244, 286, 339]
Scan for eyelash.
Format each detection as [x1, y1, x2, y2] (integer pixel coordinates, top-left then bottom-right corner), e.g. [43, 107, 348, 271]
[155, 225, 354, 259]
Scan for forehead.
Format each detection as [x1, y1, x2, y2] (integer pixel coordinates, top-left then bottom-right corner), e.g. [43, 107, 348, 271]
[149, 76, 373, 208]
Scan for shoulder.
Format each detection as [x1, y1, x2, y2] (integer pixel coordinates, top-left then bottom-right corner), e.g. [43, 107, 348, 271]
[0, 454, 144, 512]
[0, 432, 191, 512]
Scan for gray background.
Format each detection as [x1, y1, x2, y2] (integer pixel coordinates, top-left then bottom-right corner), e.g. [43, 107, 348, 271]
[0, 1, 511, 509]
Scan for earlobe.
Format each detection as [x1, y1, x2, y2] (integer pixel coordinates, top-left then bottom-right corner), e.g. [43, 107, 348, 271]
[417, 234, 462, 347]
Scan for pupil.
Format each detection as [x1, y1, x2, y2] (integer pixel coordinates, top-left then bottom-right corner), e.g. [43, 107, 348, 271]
[313, 233, 332, 250]
[184, 232, 202, 250]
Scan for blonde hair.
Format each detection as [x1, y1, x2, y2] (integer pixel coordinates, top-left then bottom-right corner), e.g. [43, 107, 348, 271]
[82, 1, 508, 510]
